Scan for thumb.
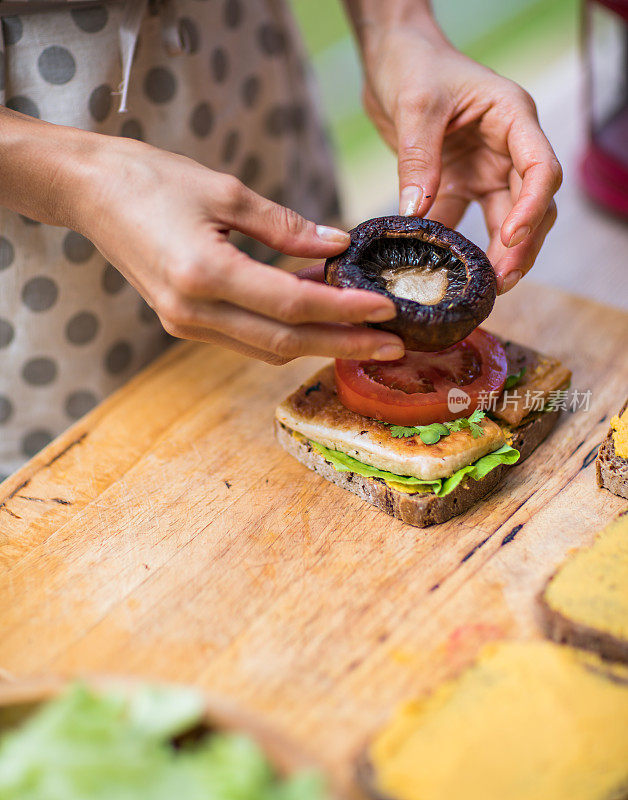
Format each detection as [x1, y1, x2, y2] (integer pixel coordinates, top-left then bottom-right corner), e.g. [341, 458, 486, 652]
[217, 177, 350, 258]
[396, 101, 446, 217]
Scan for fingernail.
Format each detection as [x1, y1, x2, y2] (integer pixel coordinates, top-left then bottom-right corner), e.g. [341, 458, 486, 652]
[500, 270, 522, 294]
[365, 306, 397, 322]
[316, 225, 350, 244]
[399, 185, 423, 217]
[508, 226, 530, 248]
[373, 344, 405, 361]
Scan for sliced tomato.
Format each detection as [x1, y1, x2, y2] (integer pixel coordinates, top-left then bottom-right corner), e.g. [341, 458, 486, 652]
[335, 328, 508, 425]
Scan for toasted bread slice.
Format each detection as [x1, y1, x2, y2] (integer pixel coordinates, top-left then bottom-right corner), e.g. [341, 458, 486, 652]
[596, 399, 628, 500]
[275, 365, 505, 481]
[539, 513, 628, 664]
[492, 339, 572, 427]
[276, 406, 559, 528]
[359, 641, 628, 800]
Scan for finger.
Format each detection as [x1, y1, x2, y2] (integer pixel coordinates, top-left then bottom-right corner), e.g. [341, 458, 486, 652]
[494, 200, 557, 293]
[294, 262, 325, 282]
[215, 177, 350, 257]
[501, 111, 562, 248]
[484, 170, 558, 290]
[363, 86, 398, 152]
[395, 99, 448, 217]
[482, 167, 524, 257]
[481, 188, 513, 273]
[161, 325, 287, 365]
[427, 194, 469, 230]
[172, 241, 397, 324]
[163, 300, 406, 363]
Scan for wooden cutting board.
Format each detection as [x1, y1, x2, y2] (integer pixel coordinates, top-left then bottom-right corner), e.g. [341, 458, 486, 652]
[0, 280, 626, 793]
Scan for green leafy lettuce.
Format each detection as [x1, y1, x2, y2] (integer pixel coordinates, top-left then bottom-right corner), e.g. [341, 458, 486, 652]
[0, 685, 327, 800]
[310, 441, 520, 498]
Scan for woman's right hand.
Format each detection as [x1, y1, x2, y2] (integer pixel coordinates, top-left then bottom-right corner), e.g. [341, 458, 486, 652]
[70, 136, 404, 365]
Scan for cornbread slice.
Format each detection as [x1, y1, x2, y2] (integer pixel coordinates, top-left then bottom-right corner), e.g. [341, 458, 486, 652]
[540, 513, 628, 663]
[361, 641, 628, 800]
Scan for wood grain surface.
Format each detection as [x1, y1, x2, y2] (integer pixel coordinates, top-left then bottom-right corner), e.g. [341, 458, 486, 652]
[0, 280, 626, 792]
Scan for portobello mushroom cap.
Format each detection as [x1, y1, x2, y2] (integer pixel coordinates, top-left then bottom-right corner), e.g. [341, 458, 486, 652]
[325, 216, 496, 351]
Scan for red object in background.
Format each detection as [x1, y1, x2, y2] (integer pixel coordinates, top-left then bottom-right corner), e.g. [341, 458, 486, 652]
[581, 0, 628, 218]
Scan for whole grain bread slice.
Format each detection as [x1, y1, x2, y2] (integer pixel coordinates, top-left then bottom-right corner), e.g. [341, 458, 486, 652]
[596, 399, 628, 500]
[275, 406, 560, 528]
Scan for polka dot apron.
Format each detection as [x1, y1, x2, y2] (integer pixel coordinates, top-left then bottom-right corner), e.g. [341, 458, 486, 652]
[0, 2, 340, 477]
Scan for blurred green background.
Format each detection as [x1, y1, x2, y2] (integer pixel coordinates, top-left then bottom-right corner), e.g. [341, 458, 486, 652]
[289, 0, 580, 222]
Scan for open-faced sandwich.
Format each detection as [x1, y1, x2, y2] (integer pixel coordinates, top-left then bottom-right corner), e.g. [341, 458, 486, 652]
[275, 217, 571, 527]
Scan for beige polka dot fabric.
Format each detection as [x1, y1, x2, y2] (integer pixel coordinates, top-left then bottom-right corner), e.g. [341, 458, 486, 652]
[0, 2, 340, 477]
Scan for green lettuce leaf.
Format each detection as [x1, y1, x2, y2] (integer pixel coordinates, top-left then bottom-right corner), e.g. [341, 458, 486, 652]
[310, 442, 441, 492]
[124, 684, 206, 740]
[504, 367, 526, 389]
[439, 444, 520, 495]
[0, 685, 327, 800]
[310, 441, 520, 498]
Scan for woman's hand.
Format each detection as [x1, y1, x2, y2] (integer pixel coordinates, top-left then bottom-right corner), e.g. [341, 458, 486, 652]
[66, 136, 404, 365]
[0, 109, 402, 364]
[353, 11, 562, 293]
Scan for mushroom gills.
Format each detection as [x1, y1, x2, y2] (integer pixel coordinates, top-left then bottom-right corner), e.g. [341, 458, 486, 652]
[360, 236, 467, 306]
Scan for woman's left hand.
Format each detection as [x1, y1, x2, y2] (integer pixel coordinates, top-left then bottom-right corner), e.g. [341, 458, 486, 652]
[358, 19, 562, 294]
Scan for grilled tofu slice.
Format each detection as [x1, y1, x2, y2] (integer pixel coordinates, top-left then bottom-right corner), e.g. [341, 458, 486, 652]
[275, 365, 505, 481]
